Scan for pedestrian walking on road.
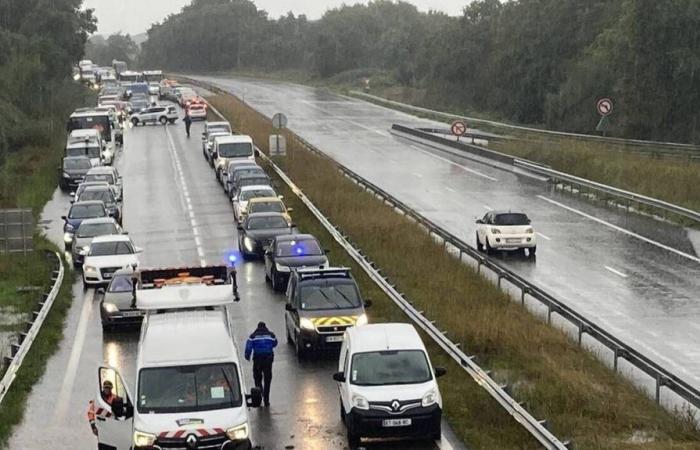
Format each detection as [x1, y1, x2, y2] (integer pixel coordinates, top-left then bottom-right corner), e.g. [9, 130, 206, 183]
[86, 380, 123, 437]
[244, 321, 277, 407]
[183, 111, 192, 138]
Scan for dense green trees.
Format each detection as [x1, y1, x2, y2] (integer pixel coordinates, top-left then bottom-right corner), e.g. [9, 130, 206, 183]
[85, 33, 139, 67]
[0, 0, 95, 162]
[140, 0, 700, 142]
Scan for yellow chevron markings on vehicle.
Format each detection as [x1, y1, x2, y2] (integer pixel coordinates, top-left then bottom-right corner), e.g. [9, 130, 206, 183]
[311, 316, 356, 326]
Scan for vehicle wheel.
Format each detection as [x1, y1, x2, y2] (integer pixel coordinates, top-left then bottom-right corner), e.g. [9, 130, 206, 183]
[271, 269, 280, 291]
[159, 116, 167, 125]
[131, 118, 139, 126]
[295, 335, 306, 360]
[476, 232, 483, 252]
[431, 429, 442, 441]
[530, 246, 537, 258]
[264, 270, 271, 283]
[101, 321, 112, 333]
[485, 238, 493, 256]
[82, 278, 88, 290]
[168, 118, 176, 124]
[347, 430, 361, 449]
[286, 325, 293, 345]
[340, 401, 346, 424]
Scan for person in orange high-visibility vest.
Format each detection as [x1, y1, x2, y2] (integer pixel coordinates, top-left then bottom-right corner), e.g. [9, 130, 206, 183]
[87, 380, 123, 437]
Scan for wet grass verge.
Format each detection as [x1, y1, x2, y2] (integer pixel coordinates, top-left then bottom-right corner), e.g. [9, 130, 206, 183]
[0, 237, 74, 447]
[203, 90, 700, 449]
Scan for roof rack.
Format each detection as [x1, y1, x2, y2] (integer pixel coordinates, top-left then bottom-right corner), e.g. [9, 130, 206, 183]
[296, 267, 352, 280]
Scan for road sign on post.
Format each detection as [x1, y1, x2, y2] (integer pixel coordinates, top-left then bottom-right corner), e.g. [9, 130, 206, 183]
[451, 120, 467, 141]
[596, 98, 614, 117]
[271, 112, 288, 157]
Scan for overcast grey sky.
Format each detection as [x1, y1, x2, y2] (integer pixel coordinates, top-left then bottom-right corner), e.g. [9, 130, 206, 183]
[84, 0, 466, 35]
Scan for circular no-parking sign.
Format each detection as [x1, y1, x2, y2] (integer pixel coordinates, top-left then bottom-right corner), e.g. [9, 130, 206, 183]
[596, 98, 614, 116]
[451, 120, 467, 136]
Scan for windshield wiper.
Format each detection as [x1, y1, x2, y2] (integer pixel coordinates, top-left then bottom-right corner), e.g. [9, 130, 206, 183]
[316, 289, 345, 309]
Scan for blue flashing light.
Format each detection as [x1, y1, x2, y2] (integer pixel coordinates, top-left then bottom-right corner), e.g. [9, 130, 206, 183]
[295, 247, 304, 255]
[228, 254, 238, 263]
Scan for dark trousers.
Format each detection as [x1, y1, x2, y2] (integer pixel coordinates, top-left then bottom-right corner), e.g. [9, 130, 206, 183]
[253, 354, 273, 404]
[184, 121, 191, 137]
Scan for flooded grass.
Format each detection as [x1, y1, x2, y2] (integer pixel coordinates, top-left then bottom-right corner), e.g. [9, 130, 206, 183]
[206, 91, 700, 449]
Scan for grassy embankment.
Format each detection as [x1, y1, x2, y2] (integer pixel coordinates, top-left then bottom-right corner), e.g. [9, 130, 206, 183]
[0, 86, 92, 446]
[205, 91, 700, 449]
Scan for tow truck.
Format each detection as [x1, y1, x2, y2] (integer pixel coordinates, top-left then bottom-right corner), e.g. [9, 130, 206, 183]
[94, 265, 260, 450]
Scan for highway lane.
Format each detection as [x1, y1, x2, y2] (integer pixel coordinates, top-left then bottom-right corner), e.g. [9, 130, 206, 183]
[191, 75, 700, 392]
[9, 111, 463, 449]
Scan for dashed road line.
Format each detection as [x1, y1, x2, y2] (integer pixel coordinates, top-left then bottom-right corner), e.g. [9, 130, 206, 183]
[166, 127, 206, 266]
[444, 186, 456, 193]
[537, 195, 700, 264]
[406, 143, 499, 182]
[483, 205, 493, 210]
[536, 232, 551, 241]
[605, 265, 629, 278]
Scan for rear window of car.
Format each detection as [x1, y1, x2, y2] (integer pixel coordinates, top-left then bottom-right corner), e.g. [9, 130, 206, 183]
[493, 213, 530, 226]
[108, 274, 133, 293]
[69, 204, 106, 219]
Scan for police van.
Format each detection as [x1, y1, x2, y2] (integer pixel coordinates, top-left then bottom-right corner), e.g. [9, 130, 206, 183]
[94, 266, 261, 450]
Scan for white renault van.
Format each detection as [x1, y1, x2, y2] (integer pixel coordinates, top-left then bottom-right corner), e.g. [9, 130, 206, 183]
[94, 266, 260, 450]
[333, 323, 446, 448]
[213, 135, 255, 183]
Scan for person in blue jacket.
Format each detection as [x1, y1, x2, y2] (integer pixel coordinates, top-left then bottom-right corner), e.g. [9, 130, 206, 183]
[244, 321, 278, 406]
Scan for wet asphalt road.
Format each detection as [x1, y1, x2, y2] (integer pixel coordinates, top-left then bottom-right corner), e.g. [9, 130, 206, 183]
[9, 111, 463, 449]
[190, 75, 700, 391]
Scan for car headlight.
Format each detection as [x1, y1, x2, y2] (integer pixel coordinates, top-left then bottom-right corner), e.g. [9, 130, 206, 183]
[300, 317, 315, 331]
[84, 265, 97, 273]
[226, 422, 249, 441]
[103, 302, 119, 313]
[243, 236, 255, 252]
[355, 313, 368, 327]
[63, 232, 74, 243]
[275, 263, 290, 272]
[525, 227, 534, 234]
[62, 172, 71, 178]
[239, 200, 248, 210]
[352, 394, 369, 410]
[133, 430, 156, 447]
[490, 228, 501, 234]
[422, 390, 438, 407]
[65, 222, 75, 232]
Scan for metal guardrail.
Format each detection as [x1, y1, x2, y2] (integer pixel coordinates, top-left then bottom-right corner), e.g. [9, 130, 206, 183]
[351, 91, 700, 156]
[0, 251, 64, 404]
[201, 96, 570, 449]
[199, 79, 700, 446]
[393, 124, 700, 225]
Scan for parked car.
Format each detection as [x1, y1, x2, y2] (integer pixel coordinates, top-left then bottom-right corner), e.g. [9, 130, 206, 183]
[99, 267, 144, 331]
[58, 156, 92, 191]
[75, 185, 122, 224]
[475, 210, 536, 257]
[263, 234, 328, 291]
[224, 163, 264, 197]
[71, 217, 122, 267]
[186, 103, 207, 120]
[204, 131, 232, 165]
[62, 200, 108, 250]
[84, 166, 122, 201]
[82, 234, 141, 288]
[232, 185, 277, 222]
[247, 197, 293, 223]
[130, 105, 178, 126]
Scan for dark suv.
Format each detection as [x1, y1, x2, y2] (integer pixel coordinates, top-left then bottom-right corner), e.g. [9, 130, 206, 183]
[284, 267, 370, 359]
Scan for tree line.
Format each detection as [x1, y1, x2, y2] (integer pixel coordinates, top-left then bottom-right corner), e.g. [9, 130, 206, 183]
[141, 0, 700, 142]
[0, 0, 95, 163]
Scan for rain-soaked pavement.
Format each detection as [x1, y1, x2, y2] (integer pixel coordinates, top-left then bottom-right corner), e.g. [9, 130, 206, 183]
[189, 75, 700, 391]
[9, 111, 464, 449]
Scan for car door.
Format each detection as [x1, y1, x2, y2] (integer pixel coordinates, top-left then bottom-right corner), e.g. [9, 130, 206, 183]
[284, 275, 297, 337]
[95, 366, 133, 450]
[477, 213, 490, 243]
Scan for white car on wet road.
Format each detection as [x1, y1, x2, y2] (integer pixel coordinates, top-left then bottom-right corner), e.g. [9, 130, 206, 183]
[475, 210, 536, 257]
[82, 234, 142, 288]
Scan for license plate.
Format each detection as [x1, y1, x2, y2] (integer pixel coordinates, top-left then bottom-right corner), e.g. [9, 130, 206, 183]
[103, 273, 114, 279]
[506, 238, 521, 243]
[121, 311, 141, 317]
[325, 335, 343, 343]
[382, 418, 412, 427]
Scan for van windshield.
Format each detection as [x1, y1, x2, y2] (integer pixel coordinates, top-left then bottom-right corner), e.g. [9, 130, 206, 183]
[300, 281, 360, 311]
[66, 115, 112, 142]
[137, 363, 242, 413]
[64, 158, 92, 170]
[218, 142, 253, 158]
[351, 350, 432, 386]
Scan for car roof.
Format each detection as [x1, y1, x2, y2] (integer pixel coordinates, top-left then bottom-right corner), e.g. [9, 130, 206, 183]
[490, 210, 528, 217]
[215, 134, 253, 144]
[240, 184, 274, 191]
[70, 110, 109, 118]
[78, 217, 117, 226]
[249, 196, 282, 203]
[246, 212, 287, 219]
[275, 234, 315, 242]
[207, 121, 230, 127]
[63, 155, 90, 162]
[86, 167, 115, 175]
[346, 323, 425, 353]
[237, 173, 269, 180]
[91, 234, 130, 243]
[140, 310, 236, 367]
[82, 185, 111, 192]
[71, 200, 104, 207]
[70, 129, 100, 137]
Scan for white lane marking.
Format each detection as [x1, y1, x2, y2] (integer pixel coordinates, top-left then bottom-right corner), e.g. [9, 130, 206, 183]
[444, 186, 456, 193]
[407, 143, 498, 181]
[165, 127, 206, 266]
[605, 265, 629, 278]
[483, 205, 493, 211]
[413, 172, 424, 178]
[300, 100, 390, 137]
[53, 288, 94, 424]
[536, 232, 551, 241]
[537, 195, 700, 264]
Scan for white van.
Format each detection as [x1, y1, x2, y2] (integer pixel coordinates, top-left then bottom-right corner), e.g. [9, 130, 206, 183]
[213, 135, 255, 183]
[94, 266, 260, 450]
[333, 323, 446, 448]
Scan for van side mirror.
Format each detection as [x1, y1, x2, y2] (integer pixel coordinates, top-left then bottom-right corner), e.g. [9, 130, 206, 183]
[476, 219, 484, 224]
[286, 207, 293, 213]
[434, 367, 447, 378]
[246, 387, 262, 408]
[285, 303, 294, 311]
[363, 299, 372, 308]
[324, 249, 330, 254]
[61, 215, 67, 221]
[332, 372, 346, 383]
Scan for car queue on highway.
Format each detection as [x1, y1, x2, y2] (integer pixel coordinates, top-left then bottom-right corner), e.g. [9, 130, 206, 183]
[56, 66, 450, 450]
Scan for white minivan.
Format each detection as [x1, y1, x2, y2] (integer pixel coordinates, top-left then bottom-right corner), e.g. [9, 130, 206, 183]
[333, 323, 446, 448]
[94, 266, 260, 450]
[213, 135, 255, 183]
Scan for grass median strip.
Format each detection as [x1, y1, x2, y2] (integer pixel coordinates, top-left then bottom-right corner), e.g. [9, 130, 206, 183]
[205, 90, 700, 449]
